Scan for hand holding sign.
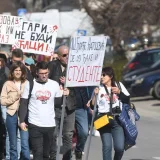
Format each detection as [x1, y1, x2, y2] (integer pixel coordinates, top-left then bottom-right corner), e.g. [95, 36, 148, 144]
[60, 76, 66, 84]
[63, 88, 69, 96]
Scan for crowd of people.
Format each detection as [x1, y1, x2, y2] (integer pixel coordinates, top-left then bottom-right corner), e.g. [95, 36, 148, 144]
[0, 45, 130, 160]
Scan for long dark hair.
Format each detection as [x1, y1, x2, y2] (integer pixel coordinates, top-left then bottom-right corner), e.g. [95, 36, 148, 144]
[8, 61, 26, 83]
[0, 58, 5, 68]
[102, 67, 116, 87]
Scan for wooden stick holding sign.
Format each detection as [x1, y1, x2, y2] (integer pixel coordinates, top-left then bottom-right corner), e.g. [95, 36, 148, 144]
[56, 94, 67, 160]
[85, 94, 98, 160]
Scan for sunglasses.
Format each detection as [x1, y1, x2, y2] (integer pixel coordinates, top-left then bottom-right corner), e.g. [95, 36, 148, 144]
[101, 73, 107, 77]
[53, 57, 58, 60]
[61, 54, 68, 57]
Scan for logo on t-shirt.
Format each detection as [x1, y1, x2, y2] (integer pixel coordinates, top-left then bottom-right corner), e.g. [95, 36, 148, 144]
[35, 90, 51, 104]
[101, 94, 118, 104]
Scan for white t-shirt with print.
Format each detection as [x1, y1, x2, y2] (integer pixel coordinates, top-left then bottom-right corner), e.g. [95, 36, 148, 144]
[22, 79, 61, 127]
[97, 82, 130, 113]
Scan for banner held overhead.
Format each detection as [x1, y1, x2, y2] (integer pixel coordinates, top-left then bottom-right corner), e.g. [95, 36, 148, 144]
[0, 15, 23, 45]
[12, 21, 58, 56]
[66, 36, 107, 87]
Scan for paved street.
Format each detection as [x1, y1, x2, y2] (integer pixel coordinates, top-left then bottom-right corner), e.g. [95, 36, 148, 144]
[80, 96, 160, 160]
[7, 96, 159, 160]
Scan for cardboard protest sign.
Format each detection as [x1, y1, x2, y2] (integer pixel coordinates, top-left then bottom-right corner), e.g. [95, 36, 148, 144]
[12, 21, 58, 56]
[66, 36, 107, 87]
[0, 15, 23, 45]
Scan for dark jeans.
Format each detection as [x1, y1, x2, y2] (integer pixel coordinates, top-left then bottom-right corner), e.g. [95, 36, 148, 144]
[0, 105, 5, 157]
[99, 116, 125, 160]
[50, 108, 75, 160]
[75, 108, 88, 153]
[28, 123, 55, 160]
[6, 113, 30, 160]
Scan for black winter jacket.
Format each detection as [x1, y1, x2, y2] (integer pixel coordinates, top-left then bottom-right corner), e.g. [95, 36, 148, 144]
[48, 60, 76, 110]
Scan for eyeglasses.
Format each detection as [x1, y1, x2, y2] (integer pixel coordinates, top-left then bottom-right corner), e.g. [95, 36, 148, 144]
[53, 57, 58, 60]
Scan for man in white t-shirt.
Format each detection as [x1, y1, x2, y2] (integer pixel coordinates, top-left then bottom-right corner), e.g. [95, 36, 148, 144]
[18, 61, 69, 160]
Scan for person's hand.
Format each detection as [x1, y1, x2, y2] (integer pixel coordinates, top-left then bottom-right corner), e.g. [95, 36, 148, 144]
[90, 109, 94, 115]
[86, 100, 91, 107]
[94, 87, 99, 95]
[20, 122, 28, 131]
[63, 88, 69, 96]
[111, 87, 120, 94]
[60, 76, 66, 84]
[14, 92, 21, 101]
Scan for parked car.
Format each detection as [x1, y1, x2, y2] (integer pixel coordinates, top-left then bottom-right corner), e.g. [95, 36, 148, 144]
[122, 48, 160, 75]
[125, 69, 160, 99]
[122, 59, 160, 89]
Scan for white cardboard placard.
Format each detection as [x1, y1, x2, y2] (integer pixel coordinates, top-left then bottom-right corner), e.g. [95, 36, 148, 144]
[66, 36, 107, 87]
[0, 15, 23, 45]
[12, 21, 58, 56]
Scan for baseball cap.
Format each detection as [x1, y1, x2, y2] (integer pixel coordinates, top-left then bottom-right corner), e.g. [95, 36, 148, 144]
[24, 57, 35, 66]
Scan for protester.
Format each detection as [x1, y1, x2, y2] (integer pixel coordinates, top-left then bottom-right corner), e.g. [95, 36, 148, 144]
[24, 55, 36, 78]
[0, 53, 9, 159]
[1, 61, 30, 160]
[31, 54, 38, 64]
[92, 66, 130, 160]
[0, 53, 9, 95]
[11, 49, 33, 86]
[50, 53, 58, 61]
[24, 56, 35, 71]
[49, 45, 77, 160]
[19, 61, 68, 160]
[1, 48, 33, 160]
[1, 50, 22, 160]
[74, 87, 90, 160]
[30, 64, 37, 79]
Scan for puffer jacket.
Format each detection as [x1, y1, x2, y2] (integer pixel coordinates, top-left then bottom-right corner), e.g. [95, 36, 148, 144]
[0, 80, 27, 116]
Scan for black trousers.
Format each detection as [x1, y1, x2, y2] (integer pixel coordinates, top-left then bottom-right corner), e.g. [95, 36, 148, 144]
[50, 108, 75, 160]
[28, 123, 55, 160]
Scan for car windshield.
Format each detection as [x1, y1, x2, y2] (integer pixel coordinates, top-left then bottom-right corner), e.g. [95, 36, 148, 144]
[134, 50, 160, 66]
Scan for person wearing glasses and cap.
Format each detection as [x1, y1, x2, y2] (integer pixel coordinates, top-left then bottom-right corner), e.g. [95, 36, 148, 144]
[49, 45, 77, 160]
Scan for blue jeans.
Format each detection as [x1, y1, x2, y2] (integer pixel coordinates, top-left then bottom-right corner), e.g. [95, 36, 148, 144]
[20, 130, 30, 160]
[75, 108, 89, 152]
[99, 116, 124, 160]
[6, 113, 30, 160]
[1, 106, 21, 160]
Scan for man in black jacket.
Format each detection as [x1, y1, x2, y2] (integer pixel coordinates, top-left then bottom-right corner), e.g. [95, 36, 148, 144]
[49, 45, 76, 160]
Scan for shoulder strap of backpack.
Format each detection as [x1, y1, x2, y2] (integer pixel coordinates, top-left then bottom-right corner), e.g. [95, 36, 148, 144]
[29, 80, 34, 99]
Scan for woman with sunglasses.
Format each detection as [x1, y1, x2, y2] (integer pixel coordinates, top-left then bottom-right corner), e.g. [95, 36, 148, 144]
[1, 62, 30, 160]
[92, 66, 130, 160]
